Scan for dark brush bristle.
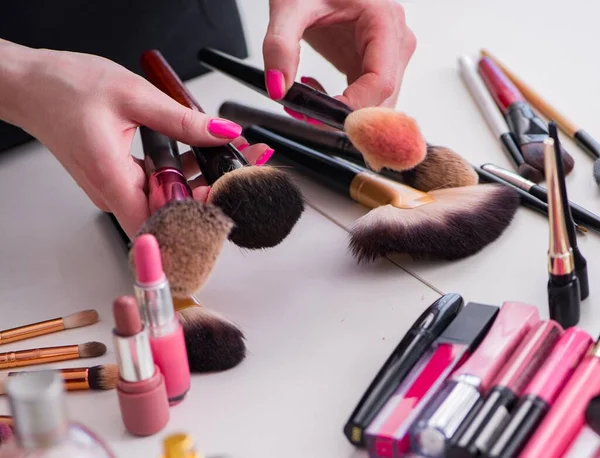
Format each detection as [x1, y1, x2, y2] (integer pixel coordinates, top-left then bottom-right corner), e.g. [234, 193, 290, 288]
[131, 200, 233, 297]
[178, 306, 246, 372]
[208, 166, 305, 249]
[349, 184, 519, 262]
[521, 142, 574, 176]
[88, 364, 118, 390]
[518, 163, 544, 183]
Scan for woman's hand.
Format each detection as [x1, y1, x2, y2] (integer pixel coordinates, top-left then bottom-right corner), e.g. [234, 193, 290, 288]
[263, 0, 416, 111]
[0, 41, 271, 238]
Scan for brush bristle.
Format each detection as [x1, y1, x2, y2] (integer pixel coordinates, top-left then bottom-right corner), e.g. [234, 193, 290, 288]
[344, 107, 427, 172]
[0, 424, 12, 444]
[521, 143, 574, 175]
[208, 166, 305, 249]
[88, 364, 118, 390]
[517, 163, 544, 184]
[401, 145, 478, 191]
[131, 200, 233, 297]
[0, 377, 5, 396]
[63, 309, 99, 329]
[177, 306, 246, 372]
[78, 341, 107, 358]
[594, 160, 600, 186]
[349, 184, 519, 262]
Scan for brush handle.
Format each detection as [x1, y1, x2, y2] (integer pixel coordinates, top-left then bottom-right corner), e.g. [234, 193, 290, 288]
[197, 48, 353, 130]
[478, 57, 525, 113]
[548, 274, 580, 329]
[140, 49, 248, 185]
[500, 132, 526, 166]
[243, 125, 360, 194]
[505, 101, 550, 146]
[218, 101, 362, 159]
[139, 126, 183, 172]
[574, 130, 600, 159]
[106, 212, 131, 249]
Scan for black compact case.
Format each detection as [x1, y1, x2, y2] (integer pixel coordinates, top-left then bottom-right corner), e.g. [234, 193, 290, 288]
[0, 0, 248, 152]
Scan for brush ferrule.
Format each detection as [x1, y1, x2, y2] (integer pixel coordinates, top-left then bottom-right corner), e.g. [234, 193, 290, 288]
[350, 172, 435, 209]
[113, 328, 155, 383]
[549, 252, 575, 276]
[481, 164, 534, 190]
[148, 168, 192, 214]
[135, 277, 177, 338]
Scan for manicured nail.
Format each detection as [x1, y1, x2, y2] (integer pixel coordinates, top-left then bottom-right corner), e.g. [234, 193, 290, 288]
[306, 117, 323, 126]
[255, 149, 274, 166]
[208, 119, 242, 139]
[237, 143, 250, 151]
[266, 70, 286, 100]
[284, 107, 305, 121]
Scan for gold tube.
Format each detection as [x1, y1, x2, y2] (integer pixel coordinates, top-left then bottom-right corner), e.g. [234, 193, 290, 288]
[7, 367, 91, 391]
[0, 345, 80, 369]
[350, 172, 435, 210]
[0, 318, 65, 345]
[173, 296, 201, 313]
[0, 416, 12, 427]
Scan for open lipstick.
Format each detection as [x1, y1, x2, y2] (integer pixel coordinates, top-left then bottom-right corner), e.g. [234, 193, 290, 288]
[544, 137, 581, 328]
[133, 234, 190, 405]
[365, 302, 499, 458]
[458, 55, 541, 183]
[485, 327, 592, 458]
[448, 320, 562, 458]
[344, 293, 464, 447]
[410, 301, 540, 457]
[477, 56, 574, 175]
[519, 337, 600, 458]
[112, 295, 169, 437]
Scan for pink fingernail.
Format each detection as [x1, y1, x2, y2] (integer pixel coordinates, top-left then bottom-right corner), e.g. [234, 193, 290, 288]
[255, 149, 274, 166]
[283, 107, 306, 121]
[208, 119, 242, 139]
[306, 117, 323, 126]
[237, 143, 250, 151]
[266, 70, 286, 100]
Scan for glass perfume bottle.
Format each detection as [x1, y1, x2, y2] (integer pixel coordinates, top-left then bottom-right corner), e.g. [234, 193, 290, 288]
[0, 370, 115, 458]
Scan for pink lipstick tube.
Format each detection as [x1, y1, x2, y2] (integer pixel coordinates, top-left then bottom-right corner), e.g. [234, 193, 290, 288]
[133, 234, 190, 406]
[410, 301, 540, 457]
[113, 296, 170, 437]
[519, 339, 600, 458]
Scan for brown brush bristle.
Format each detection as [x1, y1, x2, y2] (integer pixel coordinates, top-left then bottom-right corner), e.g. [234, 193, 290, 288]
[401, 145, 478, 191]
[521, 143, 574, 176]
[344, 107, 427, 172]
[208, 166, 305, 249]
[177, 306, 246, 372]
[78, 341, 107, 358]
[88, 364, 118, 390]
[349, 184, 519, 262]
[63, 309, 99, 329]
[518, 163, 544, 184]
[131, 200, 233, 297]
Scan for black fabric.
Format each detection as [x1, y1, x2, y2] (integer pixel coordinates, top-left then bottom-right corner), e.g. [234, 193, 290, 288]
[0, 0, 248, 151]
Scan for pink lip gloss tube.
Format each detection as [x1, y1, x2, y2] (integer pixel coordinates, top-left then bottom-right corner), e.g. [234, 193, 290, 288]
[133, 234, 190, 406]
[112, 296, 170, 437]
[410, 301, 540, 458]
[518, 338, 600, 458]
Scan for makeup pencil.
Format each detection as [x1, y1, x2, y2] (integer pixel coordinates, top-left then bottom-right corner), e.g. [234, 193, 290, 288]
[544, 137, 581, 328]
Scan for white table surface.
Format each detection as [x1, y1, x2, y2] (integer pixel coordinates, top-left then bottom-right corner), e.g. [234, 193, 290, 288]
[1, 0, 600, 457]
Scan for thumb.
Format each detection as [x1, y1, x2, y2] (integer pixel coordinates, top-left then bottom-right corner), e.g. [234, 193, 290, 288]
[122, 81, 242, 146]
[263, 1, 310, 100]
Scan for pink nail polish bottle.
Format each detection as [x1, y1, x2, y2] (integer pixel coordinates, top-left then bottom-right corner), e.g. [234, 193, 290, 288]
[133, 234, 191, 406]
[113, 296, 170, 437]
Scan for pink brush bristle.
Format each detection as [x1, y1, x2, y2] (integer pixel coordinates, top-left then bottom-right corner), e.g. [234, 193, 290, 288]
[0, 424, 13, 443]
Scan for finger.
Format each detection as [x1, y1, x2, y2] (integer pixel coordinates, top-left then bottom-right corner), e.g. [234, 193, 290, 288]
[179, 136, 250, 178]
[263, 0, 311, 99]
[337, 3, 405, 109]
[120, 78, 243, 145]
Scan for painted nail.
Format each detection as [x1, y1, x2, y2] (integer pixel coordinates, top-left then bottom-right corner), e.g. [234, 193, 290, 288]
[284, 107, 306, 121]
[266, 70, 286, 100]
[208, 119, 242, 139]
[255, 149, 274, 166]
[306, 117, 323, 126]
[237, 143, 250, 152]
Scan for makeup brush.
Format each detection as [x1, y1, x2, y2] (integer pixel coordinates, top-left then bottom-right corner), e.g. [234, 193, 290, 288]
[481, 49, 600, 184]
[0, 310, 98, 345]
[218, 101, 478, 191]
[481, 163, 600, 234]
[0, 365, 118, 393]
[544, 137, 581, 328]
[133, 125, 233, 297]
[245, 126, 520, 262]
[0, 421, 12, 444]
[478, 56, 575, 175]
[173, 297, 246, 372]
[458, 55, 543, 183]
[0, 342, 107, 370]
[197, 47, 428, 173]
[140, 49, 305, 250]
